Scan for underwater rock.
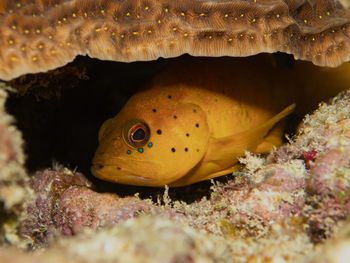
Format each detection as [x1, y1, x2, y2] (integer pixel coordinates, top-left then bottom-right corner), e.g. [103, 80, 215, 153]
[21, 167, 156, 248]
[56, 187, 154, 236]
[308, 149, 350, 195]
[172, 160, 307, 238]
[296, 94, 350, 242]
[227, 161, 306, 223]
[1, 216, 234, 263]
[305, 148, 350, 242]
[309, 222, 350, 263]
[0, 85, 30, 247]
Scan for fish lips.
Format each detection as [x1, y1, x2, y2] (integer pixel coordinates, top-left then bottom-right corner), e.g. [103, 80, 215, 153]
[91, 163, 158, 186]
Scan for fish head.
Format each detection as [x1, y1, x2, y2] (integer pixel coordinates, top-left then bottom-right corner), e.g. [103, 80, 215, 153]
[91, 87, 210, 186]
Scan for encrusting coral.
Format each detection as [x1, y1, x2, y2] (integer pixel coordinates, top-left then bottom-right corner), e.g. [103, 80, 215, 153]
[0, 84, 31, 247]
[20, 166, 158, 248]
[310, 223, 350, 263]
[3, 89, 348, 262]
[0, 0, 349, 80]
[2, 217, 235, 263]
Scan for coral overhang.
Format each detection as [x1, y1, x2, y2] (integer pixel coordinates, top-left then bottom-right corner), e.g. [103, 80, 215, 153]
[0, 0, 349, 80]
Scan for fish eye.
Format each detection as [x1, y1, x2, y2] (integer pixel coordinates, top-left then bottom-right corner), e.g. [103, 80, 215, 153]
[131, 127, 146, 141]
[123, 120, 150, 148]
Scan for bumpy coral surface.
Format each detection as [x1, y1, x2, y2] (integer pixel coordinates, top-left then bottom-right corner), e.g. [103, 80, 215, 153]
[21, 167, 158, 248]
[310, 223, 350, 263]
[0, 0, 349, 80]
[0, 85, 30, 247]
[2, 217, 235, 263]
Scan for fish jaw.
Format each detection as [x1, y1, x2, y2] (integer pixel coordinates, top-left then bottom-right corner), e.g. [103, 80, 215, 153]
[91, 156, 175, 187]
[90, 163, 162, 186]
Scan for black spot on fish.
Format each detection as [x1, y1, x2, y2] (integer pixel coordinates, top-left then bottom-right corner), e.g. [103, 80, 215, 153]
[117, 167, 121, 170]
[171, 147, 176, 152]
[157, 129, 162, 134]
[193, 109, 197, 113]
[168, 95, 172, 99]
[185, 147, 188, 152]
[152, 109, 157, 112]
[186, 133, 189, 137]
[173, 115, 177, 119]
[195, 123, 199, 128]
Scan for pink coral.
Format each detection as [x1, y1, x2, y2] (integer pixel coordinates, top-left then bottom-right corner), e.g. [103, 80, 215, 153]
[22, 167, 155, 248]
[307, 150, 350, 194]
[56, 187, 153, 236]
[223, 162, 306, 225]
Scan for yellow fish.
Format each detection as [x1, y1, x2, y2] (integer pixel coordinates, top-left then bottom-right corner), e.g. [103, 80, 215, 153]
[91, 55, 350, 187]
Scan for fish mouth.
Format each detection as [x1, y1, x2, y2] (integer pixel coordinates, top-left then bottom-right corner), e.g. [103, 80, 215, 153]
[91, 163, 155, 185]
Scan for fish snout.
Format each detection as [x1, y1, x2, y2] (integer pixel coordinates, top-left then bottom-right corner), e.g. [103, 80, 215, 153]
[91, 162, 160, 186]
[90, 163, 106, 178]
[91, 162, 123, 182]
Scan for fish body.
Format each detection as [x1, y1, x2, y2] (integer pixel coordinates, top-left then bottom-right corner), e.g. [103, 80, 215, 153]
[91, 55, 350, 187]
[92, 56, 297, 186]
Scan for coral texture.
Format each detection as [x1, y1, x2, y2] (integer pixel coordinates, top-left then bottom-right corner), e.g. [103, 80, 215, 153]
[310, 223, 350, 263]
[0, 85, 30, 246]
[21, 167, 157, 248]
[0, 0, 349, 80]
[2, 217, 235, 263]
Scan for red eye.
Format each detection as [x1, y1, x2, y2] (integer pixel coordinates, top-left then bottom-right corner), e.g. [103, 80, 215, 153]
[124, 121, 150, 147]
